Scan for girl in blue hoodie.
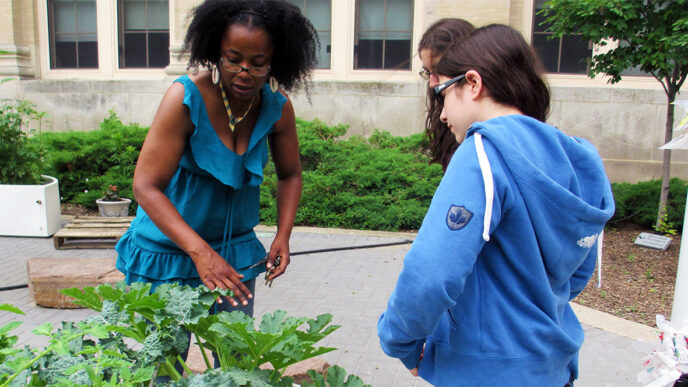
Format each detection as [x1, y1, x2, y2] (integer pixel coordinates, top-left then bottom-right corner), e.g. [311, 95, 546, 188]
[377, 24, 615, 386]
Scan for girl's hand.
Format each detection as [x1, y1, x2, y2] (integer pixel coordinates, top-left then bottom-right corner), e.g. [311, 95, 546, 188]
[192, 248, 252, 306]
[409, 344, 425, 376]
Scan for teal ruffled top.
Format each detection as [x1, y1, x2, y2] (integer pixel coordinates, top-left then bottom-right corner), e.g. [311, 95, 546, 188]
[115, 75, 286, 285]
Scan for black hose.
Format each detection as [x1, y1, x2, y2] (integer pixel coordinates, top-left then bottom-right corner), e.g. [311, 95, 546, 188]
[0, 239, 414, 293]
[290, 239, 414, 257]
[0, 284, 28, 292]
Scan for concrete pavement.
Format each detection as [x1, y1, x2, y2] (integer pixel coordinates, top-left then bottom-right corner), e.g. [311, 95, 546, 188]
[0, 221, 660, 386]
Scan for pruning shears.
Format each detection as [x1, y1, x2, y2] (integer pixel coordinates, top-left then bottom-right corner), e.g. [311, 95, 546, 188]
[248, 255, 281, 287]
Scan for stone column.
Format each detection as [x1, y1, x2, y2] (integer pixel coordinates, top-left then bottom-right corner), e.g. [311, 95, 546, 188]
[164, 0, 202, 75]
[0, 0, 37, 78]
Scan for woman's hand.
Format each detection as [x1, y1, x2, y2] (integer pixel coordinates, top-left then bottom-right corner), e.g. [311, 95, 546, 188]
[191, 247, 252, 306]
[265, 236, 290, 281]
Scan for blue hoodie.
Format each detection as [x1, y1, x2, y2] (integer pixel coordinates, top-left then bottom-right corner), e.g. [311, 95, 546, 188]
[377, 115, 615, 386]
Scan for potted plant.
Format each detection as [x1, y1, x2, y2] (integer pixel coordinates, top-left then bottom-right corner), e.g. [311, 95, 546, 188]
[0, 97, 61, 237]
[95, 184, 131, 217]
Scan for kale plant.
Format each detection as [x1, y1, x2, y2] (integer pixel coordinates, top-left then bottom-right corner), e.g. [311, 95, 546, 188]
[0, 282, 360, 386]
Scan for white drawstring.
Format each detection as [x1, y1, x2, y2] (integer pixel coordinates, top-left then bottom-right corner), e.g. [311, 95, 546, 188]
[474, 133, 493, 242]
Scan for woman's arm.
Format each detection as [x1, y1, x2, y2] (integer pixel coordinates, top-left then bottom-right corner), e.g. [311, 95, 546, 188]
[265, 96, 302, 280]
[132, 82, 252, 306]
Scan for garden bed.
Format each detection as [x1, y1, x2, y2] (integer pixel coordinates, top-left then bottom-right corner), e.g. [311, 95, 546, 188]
[577, 223, 679, 327]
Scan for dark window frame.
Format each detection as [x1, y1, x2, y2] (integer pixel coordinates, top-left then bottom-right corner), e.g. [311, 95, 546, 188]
[47, 0, 99, 69]
[532, 2, 591, 74]
[117, 0, 170, 69]
[354, 0, 414, 70]
[287, 0, 332, 69]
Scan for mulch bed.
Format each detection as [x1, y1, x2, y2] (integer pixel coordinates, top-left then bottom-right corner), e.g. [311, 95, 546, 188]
[576, 223, 679, 327]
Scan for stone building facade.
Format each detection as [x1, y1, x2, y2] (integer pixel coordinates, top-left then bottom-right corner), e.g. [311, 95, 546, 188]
[0, 0, 685, 183]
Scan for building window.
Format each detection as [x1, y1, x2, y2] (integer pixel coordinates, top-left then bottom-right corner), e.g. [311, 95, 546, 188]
[532, 0, 590, 74]
[47, 0, 98, 69]
[117, 0, 170, 69]
[287, 0, 331, 69]
[354, 0, 413, 70]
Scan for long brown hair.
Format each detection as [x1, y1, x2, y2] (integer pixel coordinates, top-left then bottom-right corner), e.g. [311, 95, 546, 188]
[436, 24, 550, 122]
[418, 18, 475, 172]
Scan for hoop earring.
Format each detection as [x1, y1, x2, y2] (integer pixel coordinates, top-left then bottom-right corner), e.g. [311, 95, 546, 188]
[269, 76, 279, 93]
[212, 65, 220, 85]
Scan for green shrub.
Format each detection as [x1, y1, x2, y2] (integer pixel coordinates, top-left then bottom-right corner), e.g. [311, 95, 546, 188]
[260, 119, 441, 231]
[610, 178, 688, 230]
[0, 100, 47, 185]
[37, 110, 147, 210]
[37, 113, 688, 233]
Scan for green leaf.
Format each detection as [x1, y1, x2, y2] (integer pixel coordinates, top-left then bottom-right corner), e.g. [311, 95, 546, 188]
[32, 322, 53, 336]
[60, 287, 103, 311]
[0, 304, 24, 315]
[0, 321, 22, 336]
[259, 310, 290, 333]
[119, 364, 131, 380]
[130, 366, 155, 383]
[88, 324, 110, 339]
[326, 365, 371, 387]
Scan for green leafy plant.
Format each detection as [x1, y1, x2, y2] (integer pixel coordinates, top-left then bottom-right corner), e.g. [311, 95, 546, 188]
[101, 184, 122, 202]
[653, 208, 678, 236]
[261, 119, 441, 231]
[37, 110, 146, 209]
[610, 178, 687, 230]
[0, 99, 47, 185]
[32, 111, 688, 232]
[0, 282, 364, 386]
[645, 269, 655, 281]
[303, 365, 370, 387]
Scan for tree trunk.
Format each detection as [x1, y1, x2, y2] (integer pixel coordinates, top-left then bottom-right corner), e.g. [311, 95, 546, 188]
[656, 95, 676, 229]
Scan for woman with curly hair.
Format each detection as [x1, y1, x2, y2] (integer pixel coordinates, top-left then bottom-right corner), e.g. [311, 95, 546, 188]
[116, 0, 318, 313]
[418, 18, 474, 172]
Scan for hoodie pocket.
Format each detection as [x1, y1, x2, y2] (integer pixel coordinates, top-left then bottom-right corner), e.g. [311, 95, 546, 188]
[447, 307, 466, 346]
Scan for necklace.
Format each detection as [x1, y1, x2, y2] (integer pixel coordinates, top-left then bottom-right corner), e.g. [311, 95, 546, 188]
[220, 82, 255, 132]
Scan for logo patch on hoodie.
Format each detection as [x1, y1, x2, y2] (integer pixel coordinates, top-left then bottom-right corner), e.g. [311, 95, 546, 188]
[446, 205, 472, 231]
[576, 233, 599, 248]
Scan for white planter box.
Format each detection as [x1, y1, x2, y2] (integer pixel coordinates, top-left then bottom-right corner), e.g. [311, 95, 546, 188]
[0, 175, 61, 237]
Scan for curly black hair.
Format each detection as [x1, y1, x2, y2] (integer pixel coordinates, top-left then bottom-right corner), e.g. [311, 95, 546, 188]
[183, 0, 319, 92]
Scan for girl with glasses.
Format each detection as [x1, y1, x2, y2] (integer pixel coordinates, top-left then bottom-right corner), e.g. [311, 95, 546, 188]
[418, 18, 474, 172]
[115, 0, 317, 363]
[378, 24, 614, 386]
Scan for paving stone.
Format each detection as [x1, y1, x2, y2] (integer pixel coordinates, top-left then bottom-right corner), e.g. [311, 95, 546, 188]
[27, 257, 124, 308]
[0, 228, 665, 386]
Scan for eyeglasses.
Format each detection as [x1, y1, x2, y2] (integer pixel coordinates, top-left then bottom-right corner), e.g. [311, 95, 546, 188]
[418, 68, 431, 80]
[433, 73, 466, 103]
[219, 57, 270, 77]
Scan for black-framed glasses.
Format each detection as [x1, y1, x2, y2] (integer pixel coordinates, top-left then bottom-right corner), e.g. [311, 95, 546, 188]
[220, 57, 270, 77]
[433, 73, 466, 104]
[418, 68, 431, 80]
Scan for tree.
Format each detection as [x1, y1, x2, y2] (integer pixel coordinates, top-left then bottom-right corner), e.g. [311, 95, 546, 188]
[541, 0, 688, 228]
